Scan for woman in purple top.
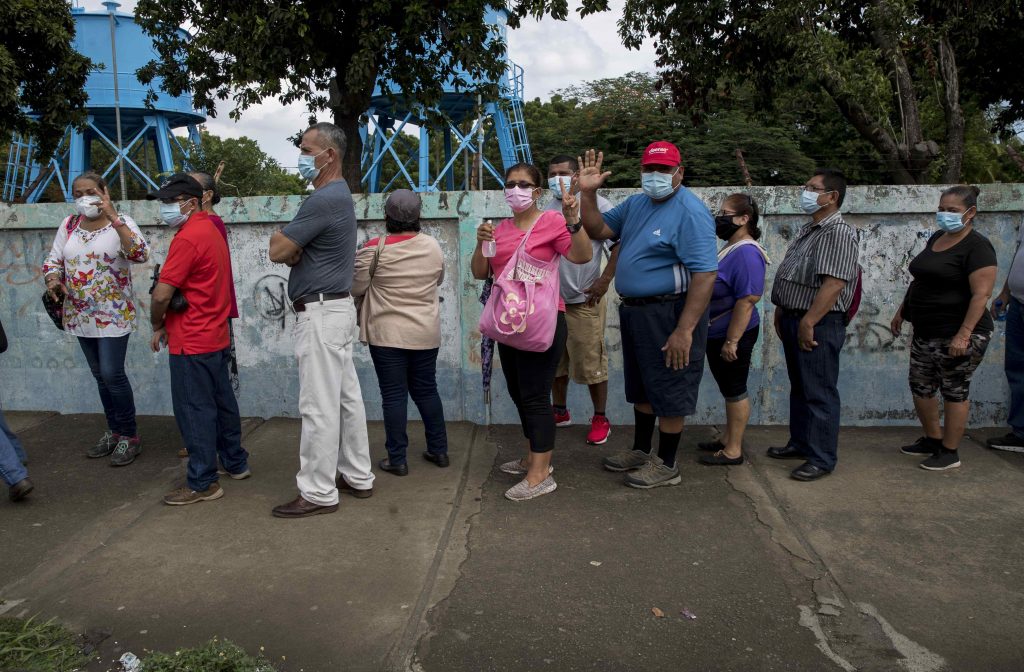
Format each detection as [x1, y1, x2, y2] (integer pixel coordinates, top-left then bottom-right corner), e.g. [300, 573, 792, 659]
[700, 194, 768, 465]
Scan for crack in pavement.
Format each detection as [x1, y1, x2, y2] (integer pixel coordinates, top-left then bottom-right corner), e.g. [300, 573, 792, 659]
[722, 446, 948, 672]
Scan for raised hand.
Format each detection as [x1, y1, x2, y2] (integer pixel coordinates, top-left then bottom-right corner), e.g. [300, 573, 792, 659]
[98, 185, 118, 222]
[560, 178, 580, 223]
[575, 149, 611, 193]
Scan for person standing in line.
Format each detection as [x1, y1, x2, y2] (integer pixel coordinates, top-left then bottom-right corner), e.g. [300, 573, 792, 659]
[42, 172, 149, 466]
[352, 189, 448, 479]
[189, 171, 239, 322]
[544, 154, 619, 446]
[768, 169, 859, 482]
[577, 142, 719, 489]
[891, 185, 996, 470]
[987, 195, 1024, 454]
[699, 193, 768, 466]
[269, 122, 373, 517]
[1, 317, 32, 502]
[473, 163, 593, 501]
[149, 174, 250, 505]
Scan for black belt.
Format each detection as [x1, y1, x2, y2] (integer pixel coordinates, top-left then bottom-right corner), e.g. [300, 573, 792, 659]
[292, 292, 350, 312]
[779, 308, 844, 318]
[620, 293, 683, 307]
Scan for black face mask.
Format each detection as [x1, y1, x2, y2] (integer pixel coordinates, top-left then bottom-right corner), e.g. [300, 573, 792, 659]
[715, 215, 741, 241]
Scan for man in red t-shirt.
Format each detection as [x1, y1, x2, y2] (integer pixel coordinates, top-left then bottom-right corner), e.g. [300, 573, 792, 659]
[148, 174, 250, 506]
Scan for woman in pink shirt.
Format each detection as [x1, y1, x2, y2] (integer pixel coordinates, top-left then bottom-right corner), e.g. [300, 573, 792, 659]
[472, 163, 594, 501]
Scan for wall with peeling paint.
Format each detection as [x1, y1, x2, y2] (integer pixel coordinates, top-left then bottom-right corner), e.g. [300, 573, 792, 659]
[2, 184, 1022, 428]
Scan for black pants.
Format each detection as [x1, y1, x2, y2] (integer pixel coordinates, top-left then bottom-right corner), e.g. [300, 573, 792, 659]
[497, 313, 568, 454]
[369, 345, 448, 465]
[706, 327, 759, 402]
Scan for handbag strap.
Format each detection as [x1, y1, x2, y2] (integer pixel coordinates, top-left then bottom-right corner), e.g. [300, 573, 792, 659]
[368, 234, 387, 281]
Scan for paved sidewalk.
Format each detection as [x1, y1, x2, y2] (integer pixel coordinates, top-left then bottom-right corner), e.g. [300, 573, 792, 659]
[1, 413, 1023, 671]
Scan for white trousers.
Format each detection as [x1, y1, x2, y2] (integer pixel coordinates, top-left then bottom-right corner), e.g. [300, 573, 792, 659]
[294, 297, 373, 505]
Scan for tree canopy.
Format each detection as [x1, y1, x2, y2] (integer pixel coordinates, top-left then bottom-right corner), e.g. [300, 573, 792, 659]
[0, 0, 91, 161]
[615, 0, 1024, 184]
[186, 132, 307, 197]
[134, 0, 609, 193]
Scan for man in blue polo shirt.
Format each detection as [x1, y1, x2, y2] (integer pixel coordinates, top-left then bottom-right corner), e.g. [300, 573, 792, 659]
[578, 142, 718, 489]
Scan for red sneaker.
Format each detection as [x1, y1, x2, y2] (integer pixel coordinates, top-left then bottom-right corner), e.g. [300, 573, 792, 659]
[587, 415, 611, 445]
[553, 408, 572, 426]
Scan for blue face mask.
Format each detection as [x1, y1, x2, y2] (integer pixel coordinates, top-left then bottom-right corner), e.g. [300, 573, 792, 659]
[936, 211, 966, 233]
[800, 190, 824, 214]
[160, 201, 191, 228]
[297, 149, 327, 181]
[548, 176, 572, 199]
[641, 170, 677, 200]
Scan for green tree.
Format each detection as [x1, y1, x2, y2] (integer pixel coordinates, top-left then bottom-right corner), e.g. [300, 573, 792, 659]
[187, 132, 307, 197]
[616, 0, 1024, 184]
[133, 0, 608, 193]
[0, 0, 91, 161]
[523, 73, 815, 187]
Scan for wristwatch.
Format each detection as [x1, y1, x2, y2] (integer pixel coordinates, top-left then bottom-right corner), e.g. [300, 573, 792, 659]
[566, 221, 583, 234]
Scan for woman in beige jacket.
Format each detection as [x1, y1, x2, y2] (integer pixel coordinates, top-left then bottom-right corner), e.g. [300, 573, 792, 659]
[353, 190, 448, 476]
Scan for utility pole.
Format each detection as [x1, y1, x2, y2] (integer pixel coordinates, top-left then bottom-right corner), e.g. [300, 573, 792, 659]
[105, 1, 128, 200]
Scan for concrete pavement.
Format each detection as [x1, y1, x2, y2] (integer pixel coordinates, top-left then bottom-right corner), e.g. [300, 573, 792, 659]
[1, 413, 1023, 671]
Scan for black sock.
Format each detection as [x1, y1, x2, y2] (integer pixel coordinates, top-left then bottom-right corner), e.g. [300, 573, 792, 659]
[633, 408, 656, 454]
[940, 447, 958, 454]
[553, 405, 567, 413]
[594, 410, 606, 417]
[657, 431, 682, 468]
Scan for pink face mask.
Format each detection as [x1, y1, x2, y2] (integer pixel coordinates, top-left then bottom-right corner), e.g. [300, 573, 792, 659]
[504, 187, 536, 213]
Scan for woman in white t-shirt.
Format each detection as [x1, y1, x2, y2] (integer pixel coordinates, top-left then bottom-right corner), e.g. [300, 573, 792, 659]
[42, 172, 150, 466]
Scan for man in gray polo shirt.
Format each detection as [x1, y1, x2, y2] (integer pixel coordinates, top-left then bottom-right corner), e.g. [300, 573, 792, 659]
[989, 225, 1024, 452]
[268, 122, 373, 518]
[544, 155, 618, 445]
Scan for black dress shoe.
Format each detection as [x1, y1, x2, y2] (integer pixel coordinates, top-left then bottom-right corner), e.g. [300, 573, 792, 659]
[335, 476, 373, 498]
[790, 462, 831, 481]
[422, 451, 450, 468]
[271, 495, 338, 518]
[9, 478, 33, 502]
[767, 445, 804, 460]
[379, 459, 409, 476]
[699, 451, 744, 466]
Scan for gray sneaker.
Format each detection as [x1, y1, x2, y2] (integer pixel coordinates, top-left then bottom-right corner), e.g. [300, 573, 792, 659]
[498, 459, 554, 476]
[87, 430, 117, 458]
[110, 437, 141, 467]
[624, 456, 681, 489]
[603, 449, 651, 472]
[504, 476, 558, 501]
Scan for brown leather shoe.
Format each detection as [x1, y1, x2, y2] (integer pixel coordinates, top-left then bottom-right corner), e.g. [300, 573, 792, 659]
[335, 475, 373, 499]
[9, 478, 33, 502]
[272, 495, 338, 518]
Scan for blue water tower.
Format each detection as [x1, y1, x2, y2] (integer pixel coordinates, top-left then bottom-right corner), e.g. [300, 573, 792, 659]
[360, 8, 532, 193]
[2, 2, 206, 203]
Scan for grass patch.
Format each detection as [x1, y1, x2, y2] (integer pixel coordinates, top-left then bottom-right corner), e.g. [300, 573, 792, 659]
[0, 615, 91, 672]
[137, 638, 277, 672]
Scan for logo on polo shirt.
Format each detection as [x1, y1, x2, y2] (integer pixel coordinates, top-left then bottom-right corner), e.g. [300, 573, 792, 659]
[652, 229, 662, 237]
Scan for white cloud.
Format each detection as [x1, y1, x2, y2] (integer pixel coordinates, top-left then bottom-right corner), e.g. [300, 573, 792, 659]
[74, 0, 659, 170]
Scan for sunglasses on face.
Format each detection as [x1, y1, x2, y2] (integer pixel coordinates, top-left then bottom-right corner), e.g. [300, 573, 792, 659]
[504, 181, 537, 189]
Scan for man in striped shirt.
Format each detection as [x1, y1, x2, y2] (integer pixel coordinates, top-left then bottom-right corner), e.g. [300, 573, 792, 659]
[769, 168, 859, 481]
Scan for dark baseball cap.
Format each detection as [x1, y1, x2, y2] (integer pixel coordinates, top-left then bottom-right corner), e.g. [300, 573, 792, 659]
[385, 189, 422, 223]
[146, 173, 204, 201]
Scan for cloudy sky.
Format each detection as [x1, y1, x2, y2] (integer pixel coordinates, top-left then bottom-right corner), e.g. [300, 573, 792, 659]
[76, 0, 658, 170]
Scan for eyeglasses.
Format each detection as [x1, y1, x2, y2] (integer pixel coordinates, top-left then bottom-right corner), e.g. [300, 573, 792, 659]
[803, 185, 828, 193]
[504, 181, 537, 189]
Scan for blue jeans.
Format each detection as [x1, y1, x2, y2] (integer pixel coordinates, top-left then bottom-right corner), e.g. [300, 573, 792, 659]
[77, 335, 137, 437]
[169, 347, 248, 491]
[369, 346, 448, 465]
[780, 312, 846, 471]
[0, 408, 28, 486]
[1005, 299, 1024, 437]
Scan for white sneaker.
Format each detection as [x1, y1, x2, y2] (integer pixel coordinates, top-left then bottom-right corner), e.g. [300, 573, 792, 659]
[504, 476, 558, 501]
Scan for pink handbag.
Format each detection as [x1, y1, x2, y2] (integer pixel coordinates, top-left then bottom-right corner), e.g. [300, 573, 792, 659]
[479, 219, 561, 352]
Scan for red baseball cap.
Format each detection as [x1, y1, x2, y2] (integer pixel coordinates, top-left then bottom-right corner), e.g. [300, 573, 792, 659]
[641, 141, 681, 167]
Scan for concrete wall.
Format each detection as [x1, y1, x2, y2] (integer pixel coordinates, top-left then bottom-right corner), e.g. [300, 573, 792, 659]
[2, 184, 1022, 427]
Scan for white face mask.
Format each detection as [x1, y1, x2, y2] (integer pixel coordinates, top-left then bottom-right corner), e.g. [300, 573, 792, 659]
[74, 196, 101, 219]
[548, 176, 572, 199]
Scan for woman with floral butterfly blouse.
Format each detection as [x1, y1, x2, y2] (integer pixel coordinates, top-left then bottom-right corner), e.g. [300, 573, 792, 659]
[42, 172, 150, 466]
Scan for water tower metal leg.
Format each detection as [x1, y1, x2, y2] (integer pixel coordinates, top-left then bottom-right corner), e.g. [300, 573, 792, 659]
[67, 127, 88, 201]
[368, 114, 388, 193]
[443, 127, 454, 191]
[153, 115, 175, 174]
[418, 125, 430, 192]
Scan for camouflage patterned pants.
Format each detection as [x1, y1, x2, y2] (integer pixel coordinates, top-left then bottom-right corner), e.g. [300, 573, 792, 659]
[909, 334, 990, 403]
